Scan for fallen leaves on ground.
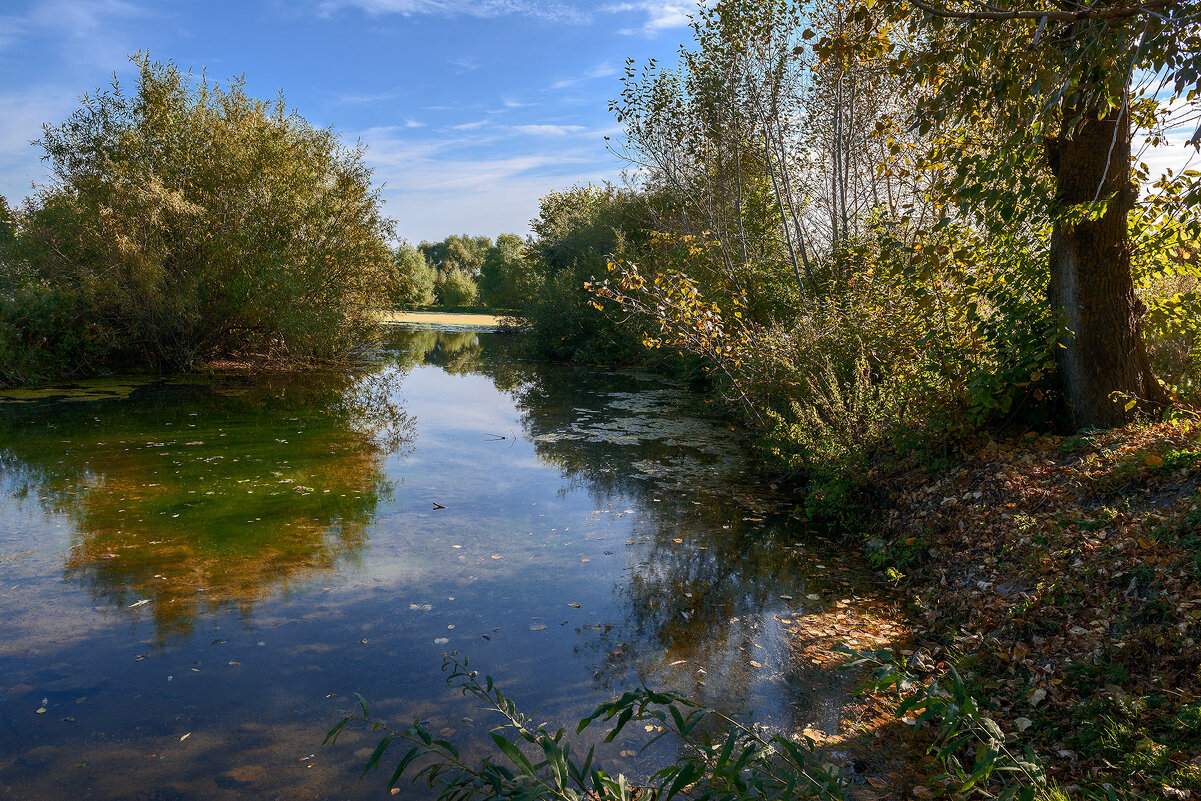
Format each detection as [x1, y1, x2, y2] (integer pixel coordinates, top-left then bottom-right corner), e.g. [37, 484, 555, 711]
[855, 417, 1201, 796]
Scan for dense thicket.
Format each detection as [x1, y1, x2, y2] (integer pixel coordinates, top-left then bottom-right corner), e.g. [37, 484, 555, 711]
[0, 55, 393, 385]
[522, 185, 657, 362]
[502, 0, 1199, 522]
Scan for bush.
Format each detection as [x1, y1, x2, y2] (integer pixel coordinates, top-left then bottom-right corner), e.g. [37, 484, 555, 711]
[594, 218, 1058, 528]
[2, 53, 393, 383]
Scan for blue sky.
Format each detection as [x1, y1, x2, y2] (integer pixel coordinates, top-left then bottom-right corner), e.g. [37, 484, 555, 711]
[0, 0, 694, 243]
[0, 1, 1193, 244]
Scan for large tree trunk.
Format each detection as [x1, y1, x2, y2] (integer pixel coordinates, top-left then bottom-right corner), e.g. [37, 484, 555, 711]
[1045, 98, 1169, 430]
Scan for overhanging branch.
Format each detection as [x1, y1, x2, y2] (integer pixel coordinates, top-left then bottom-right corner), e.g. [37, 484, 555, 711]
[908, 0, 1184, 22]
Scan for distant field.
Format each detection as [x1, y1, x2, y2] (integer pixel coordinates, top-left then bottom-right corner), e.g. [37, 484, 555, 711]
[380, 310, 507, 326]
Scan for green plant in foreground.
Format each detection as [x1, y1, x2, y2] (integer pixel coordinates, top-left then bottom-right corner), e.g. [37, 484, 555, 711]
[838, 646, 1046, 800]
[326, 652, 845, 800]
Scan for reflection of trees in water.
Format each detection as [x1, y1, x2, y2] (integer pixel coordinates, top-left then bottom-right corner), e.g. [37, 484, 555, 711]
[387, 328, 817, 726]
[379, 326, 531, 392]
[0, 367, 415, 642]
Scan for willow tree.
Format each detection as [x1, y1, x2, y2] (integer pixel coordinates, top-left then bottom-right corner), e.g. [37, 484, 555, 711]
[828, 0, 1200, 428]
[25, 53, 393, 372]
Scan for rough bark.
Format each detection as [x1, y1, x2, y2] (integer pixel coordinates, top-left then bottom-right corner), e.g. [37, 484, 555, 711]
[1045, 99, 1170, 429]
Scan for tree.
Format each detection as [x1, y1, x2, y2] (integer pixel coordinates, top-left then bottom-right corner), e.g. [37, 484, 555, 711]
[827, 0, 1201, 427]
[389, 242, 436, 308]
[438, 268, 479, 307]
[420, 234, 492, 281]
[612, 0, 813, 303]
[0, 196, 15, 290]
[21, 52, 393, 374]
[478, 233, 531, 309]
[525, 184, 651, 362]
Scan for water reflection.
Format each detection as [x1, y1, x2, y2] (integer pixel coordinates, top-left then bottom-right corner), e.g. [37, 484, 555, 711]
[0, 369, 414, 641]
[0, 327, 874, 801]
[383, 328, 856, 724]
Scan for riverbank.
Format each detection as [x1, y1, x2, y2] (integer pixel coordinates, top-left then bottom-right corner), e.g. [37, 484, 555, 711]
[379, 310, 512, 327]
[842, 415, 1201, 798]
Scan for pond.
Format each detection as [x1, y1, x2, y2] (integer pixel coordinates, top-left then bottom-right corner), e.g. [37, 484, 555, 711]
[0, 326, 878, 800]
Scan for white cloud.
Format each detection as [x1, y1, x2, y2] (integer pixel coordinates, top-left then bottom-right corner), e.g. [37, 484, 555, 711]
[513, 124, 586, 136]
[601, 0, 697, 36]
[380, 168, 621, 243]
[451, 120, 489, 130]
[448, 55, 480, 73]
[336, 89, 407, 104]
[1139, 128, 1200, 184]
[0, 0, 155, 65]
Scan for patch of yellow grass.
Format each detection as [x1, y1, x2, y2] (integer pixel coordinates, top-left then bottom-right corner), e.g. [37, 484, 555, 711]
[379, 311, 506, 326]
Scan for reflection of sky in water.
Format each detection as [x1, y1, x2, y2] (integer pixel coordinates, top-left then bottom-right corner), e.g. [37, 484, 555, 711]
[0, 329, 870, 800]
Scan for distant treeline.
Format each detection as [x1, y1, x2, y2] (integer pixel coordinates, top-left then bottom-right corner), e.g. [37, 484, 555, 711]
[388, 233, 527, 311]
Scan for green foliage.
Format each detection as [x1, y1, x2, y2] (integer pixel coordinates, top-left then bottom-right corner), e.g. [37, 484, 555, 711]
[420, 234, 492, 307]
[1063, 653, 1201, 797]
[422, 234, 492, 280]
[439, 268, 480, 308]
[327, 652, 845, 801]
[389, 242, 436, 308]
[0, 287, 114, 385]
[523, 185, 651, 363]
[2, 53, 392, 384]
[598, 217, 1056, 530]
[841, 647, 1046, 800]
[1135, 181, 1201, 404]
[479, 233, 533, 310]
[822, 0, 1200, 426]
[612, 0, 818, 304]
[0, 195, 15, 274]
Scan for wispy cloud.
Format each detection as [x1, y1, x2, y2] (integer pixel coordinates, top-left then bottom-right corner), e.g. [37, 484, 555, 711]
[0, 85, 82, 202]
[513, 124, 586, 136]
[0, 0, 155, 64]
[448, 55, 480, 73]
[316, 0, 591, 24]
[354, 124, 618, 240]
[336, 88, 407, 104]
[550, 62, 617, 90]
[451, 120, 489, 130]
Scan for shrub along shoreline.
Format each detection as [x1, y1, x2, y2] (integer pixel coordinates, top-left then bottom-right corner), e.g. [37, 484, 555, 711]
[0, 55, 394, 387]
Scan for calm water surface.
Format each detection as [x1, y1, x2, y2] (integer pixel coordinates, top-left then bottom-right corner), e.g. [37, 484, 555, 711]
[0, 327, 868, 800]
